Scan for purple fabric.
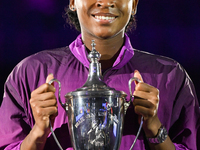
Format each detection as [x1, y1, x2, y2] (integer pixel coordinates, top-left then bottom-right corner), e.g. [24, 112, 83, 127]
[0, 34, 199, 150]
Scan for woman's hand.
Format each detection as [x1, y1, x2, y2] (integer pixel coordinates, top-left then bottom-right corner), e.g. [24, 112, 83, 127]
[30, 74, 58, 137]
[21, 74, 58, 150]
[133, 70, 161, 138]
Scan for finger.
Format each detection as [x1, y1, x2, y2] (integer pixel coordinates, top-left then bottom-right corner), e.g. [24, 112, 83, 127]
[134, 105, 156, 119]
[133, 98, 156, 109]
[135, 82, 158, 93]
[31, 84, 56, 96]
[31, 99, 57, 108]
[32, 91, 56, 101]
[46, 73, 54, 84]
[34, 106, 58, 120]
[133, 91, 159, 103]
[134, 70, 144, 84]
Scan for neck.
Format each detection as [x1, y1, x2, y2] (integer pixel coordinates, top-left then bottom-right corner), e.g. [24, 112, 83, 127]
[82, 33, 125, 60]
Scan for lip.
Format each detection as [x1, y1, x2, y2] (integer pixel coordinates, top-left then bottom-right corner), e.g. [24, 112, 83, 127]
[91, 13, 118, 24]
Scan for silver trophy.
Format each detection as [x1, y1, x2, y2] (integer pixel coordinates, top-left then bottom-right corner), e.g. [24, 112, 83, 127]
[49, 40, 143, 150]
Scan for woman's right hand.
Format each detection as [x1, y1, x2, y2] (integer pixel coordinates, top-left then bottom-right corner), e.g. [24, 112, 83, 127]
[30, 74, 58, 137]
[21, 74, 58, 150]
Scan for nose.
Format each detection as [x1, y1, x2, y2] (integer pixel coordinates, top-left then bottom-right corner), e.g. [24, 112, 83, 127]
[96, 0, 115, 8]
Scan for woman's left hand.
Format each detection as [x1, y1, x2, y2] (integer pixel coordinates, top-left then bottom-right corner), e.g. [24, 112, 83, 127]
[132, 70, 162, 138]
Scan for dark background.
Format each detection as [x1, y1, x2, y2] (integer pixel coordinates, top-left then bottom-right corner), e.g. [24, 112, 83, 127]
[0, 0, 200, 103]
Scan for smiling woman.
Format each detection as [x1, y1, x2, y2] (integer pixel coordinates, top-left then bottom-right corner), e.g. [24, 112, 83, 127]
[63, 2, 136, 34]
[71, 0, 136, 41]
[0, 0, 199, 150]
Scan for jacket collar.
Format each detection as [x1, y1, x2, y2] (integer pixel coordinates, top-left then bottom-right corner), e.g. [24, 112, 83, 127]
[69, 34, 134, 69]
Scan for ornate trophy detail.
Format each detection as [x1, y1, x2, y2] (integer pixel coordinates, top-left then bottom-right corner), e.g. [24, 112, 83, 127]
[49, 40, 143, 150]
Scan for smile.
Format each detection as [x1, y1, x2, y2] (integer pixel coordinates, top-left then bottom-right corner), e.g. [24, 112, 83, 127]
[94, 15, 116, 20]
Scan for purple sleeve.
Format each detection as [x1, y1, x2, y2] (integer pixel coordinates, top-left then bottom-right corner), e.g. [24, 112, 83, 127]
[169, 71, 200, 150]
[0, 71, 32, 149]
[0, 50, 69, 149]
[3, 141, 23, 150]
[197, 123, 200, 150]
[0, 58, 41, 149]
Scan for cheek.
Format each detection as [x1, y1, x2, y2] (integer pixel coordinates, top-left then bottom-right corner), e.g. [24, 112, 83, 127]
[75, 1, 91, 24]
[76, 12, 93, 33]
[120, 0, 133, 15]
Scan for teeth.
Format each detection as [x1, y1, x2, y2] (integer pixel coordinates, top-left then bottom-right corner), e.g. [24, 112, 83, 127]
[95, 16, 115, 20]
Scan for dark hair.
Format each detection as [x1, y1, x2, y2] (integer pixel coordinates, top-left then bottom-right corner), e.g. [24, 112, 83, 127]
[62, 7, 137, 33]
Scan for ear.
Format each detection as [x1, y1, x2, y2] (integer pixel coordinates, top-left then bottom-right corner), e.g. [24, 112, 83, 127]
[132, 0, 139, 15]
[133, 70, 143, 84]
[69, 0, 76, 11]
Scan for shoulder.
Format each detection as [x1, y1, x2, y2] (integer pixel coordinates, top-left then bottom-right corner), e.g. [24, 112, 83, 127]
[12, 46, 77, 74]
[133, 49, 178, 66]
[5, 46, 75, 89]
[129, 49, 190, 92]
[132, 49, 185, 75]
[19, 46, 72, 66]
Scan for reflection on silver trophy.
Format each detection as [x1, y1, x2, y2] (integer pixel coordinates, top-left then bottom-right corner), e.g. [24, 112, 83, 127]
[49, 40, 143, 150]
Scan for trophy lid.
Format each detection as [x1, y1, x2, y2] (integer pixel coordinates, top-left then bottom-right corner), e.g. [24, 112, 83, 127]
[65, 40, 127, 98]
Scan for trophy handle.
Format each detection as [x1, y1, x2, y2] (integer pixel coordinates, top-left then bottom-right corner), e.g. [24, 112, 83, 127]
[128, 77, 141, 99]
[48, 79, 65, 150]
[124, 77, 142, 114]
[48, 78, 67, 109]
[127, 77, 144, 150]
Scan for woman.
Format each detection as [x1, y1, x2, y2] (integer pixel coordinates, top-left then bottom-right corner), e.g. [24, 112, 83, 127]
[0, 0, 199, 149]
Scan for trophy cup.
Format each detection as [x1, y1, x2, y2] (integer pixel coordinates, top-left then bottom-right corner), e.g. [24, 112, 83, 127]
[49, 40, 143, 150]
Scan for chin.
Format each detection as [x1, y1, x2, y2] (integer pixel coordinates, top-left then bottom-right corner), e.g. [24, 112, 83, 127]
[96, 34, 112, 39]
[93, 30, 119, 39]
